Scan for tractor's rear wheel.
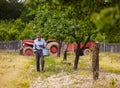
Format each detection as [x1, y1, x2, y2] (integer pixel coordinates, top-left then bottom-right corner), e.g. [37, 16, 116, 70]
[23, 47, 33, 56]
[83, 49, 91, 56]
[47, 42, 59, 56]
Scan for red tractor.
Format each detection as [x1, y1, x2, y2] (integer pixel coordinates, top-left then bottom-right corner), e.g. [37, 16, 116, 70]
[20, 39, 59, 56]
[20, 39, 96, 56]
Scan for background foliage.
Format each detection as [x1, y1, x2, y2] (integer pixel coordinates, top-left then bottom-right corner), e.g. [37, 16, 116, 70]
[0, 0, 120, 42]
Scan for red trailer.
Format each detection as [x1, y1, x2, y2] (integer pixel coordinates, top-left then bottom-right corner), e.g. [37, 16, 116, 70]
[66, 42, 96, 55]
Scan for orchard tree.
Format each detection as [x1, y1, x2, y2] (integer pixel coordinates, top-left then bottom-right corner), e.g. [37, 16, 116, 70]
[33, 4, 69, 57]
[57, 0, 98, 70]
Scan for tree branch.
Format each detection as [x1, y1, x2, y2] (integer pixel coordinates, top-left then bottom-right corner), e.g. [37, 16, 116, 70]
[81, 34, 91, 50]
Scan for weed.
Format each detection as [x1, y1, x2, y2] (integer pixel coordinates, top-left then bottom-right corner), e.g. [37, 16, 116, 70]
[109, 78, 117, 88]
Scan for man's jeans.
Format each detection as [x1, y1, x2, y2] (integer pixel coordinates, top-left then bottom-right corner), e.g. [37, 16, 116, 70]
[35, 49, 44, 71]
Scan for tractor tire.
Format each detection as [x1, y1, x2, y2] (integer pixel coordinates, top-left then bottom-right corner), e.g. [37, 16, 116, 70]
[47, 42, 59, 56]
[23, 47, 33, 56]
[83, 49, 91, 56]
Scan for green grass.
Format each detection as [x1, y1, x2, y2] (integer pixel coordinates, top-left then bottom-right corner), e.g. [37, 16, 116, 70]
[29, 56, 74, 79]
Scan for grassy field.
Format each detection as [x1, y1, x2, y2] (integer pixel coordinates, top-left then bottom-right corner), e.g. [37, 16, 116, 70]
[0, 53, 120, 88]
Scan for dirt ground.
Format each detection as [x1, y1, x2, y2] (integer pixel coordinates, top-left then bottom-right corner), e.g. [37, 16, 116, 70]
[30, 72, 120, 88]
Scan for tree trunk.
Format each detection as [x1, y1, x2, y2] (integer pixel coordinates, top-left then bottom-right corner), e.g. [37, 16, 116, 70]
[92, 43, 99, 80]
[63, 43, 69, 61]
[63, 50, 67, 61]
[74, 42, 80, 70]
[57, 41, 62, 57]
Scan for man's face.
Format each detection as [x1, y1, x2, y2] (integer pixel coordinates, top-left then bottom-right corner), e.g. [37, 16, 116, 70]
[37, 36, 41, 41]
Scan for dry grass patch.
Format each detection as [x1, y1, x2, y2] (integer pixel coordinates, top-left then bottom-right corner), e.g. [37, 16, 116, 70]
[0, 53, 33, 88]
[100, 53, 120, 73]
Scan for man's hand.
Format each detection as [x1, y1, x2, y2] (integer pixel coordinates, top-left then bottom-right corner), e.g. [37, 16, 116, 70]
[38, 44, 44, 48]
[33, 49, 37, 52]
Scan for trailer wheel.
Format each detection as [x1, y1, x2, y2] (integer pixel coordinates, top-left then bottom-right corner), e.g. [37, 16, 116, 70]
[83, 49, 91, 56]
[23, 47, 33, 56]
[47, 42, 59, 56]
